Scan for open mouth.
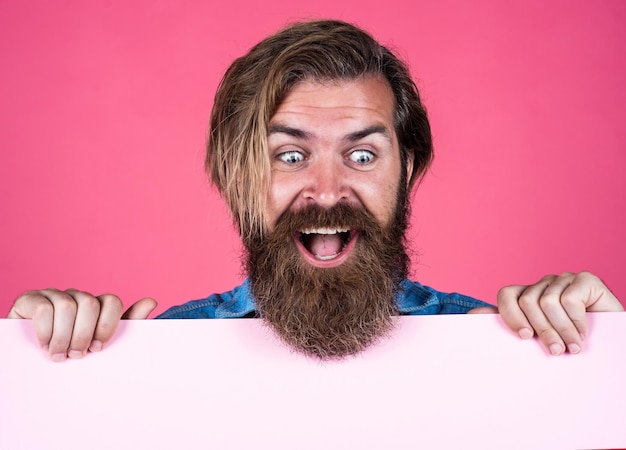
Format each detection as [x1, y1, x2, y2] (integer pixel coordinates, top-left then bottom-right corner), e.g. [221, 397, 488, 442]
[294, 227, 359, 267]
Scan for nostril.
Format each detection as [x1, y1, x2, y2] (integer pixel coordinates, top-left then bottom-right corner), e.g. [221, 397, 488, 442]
[300, 166, 350, 206]
[308, 190, 350, 206]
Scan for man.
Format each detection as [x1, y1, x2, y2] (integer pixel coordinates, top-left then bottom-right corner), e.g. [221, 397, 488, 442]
[7, 20, 623, 360]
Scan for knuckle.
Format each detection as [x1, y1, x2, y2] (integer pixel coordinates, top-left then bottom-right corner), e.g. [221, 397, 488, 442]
[554, 324, 574, 338]
[535, 326, 557, 341]
[577, 271, 598, 282]
[538, 293, 560, 310]
[517, 293, 536, 309]
[32, 301, 54, 317]
[64, 288, 88, 297]
[535, 328, 550, 340]
[54, 294, 78, 313]
[540, 274, 557, 283]
[497, 286, 515, 298]
[19, 289, 40, 298]
[14, 290, 40, 306]
[42, 287, 64, 297]
[74, 292, 101, 312]
[560, 291, 580, 309]
[17, 289, 49, 301]
[571, 317, 587, 331]
[99, 294, 124, 311]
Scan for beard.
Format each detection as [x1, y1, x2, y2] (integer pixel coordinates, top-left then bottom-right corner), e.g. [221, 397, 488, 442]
[244, 191, 410, 360]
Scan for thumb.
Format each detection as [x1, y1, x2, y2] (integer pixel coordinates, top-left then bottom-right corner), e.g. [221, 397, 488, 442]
[122, 297, 158, 319]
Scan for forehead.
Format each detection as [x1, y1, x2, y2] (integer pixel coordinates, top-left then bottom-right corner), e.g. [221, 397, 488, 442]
[270, 76, 396, 127]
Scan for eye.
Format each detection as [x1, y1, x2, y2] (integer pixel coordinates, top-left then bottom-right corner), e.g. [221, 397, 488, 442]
[348, 149, 374, 164]
[278, 150, 305, 164]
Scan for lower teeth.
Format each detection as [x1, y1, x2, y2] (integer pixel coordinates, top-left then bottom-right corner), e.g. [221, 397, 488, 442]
[315, 253, 338, 261]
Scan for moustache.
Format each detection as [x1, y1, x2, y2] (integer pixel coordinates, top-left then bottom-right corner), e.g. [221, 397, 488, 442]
[267, 203, 384, 249]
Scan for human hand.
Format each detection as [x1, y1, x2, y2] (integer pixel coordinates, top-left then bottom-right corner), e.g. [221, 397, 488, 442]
[497, 272, 623, 355]
[7, 289, 157, 362]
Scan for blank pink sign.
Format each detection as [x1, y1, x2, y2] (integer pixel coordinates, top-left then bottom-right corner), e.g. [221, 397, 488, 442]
[1, 313, 624, 449]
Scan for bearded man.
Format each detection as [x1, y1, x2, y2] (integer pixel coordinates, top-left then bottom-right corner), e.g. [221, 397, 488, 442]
[8, 20, 623, 361]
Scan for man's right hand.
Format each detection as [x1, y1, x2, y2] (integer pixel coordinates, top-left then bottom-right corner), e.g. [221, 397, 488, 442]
[7, 289, 157, 362]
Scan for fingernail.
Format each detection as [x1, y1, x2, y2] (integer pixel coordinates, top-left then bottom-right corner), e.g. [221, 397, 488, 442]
[68, 350, 84, 359]
[518, 328, 533, 339]
[89, 340, 103, 352]
[51, 353, 67, 362]
[549, 344, 563, 356]
[568, 343, 581, 354]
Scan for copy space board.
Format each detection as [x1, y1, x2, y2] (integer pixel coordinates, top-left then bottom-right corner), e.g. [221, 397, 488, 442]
[1, 313, 625, 450]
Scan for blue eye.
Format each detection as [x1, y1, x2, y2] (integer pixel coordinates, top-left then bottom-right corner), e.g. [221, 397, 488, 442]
[349, 149, 374, 164]
[278, 151, 304, 164]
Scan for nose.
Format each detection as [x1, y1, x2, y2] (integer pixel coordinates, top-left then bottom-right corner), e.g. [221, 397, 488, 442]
[301, 158, 350, 208]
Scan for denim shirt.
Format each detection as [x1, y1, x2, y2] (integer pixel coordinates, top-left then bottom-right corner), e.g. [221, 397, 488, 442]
[156, 279, 493, 319]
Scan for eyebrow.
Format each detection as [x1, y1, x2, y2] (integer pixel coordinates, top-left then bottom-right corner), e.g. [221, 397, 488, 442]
[344, 125, 391, 143]
[267, 124, 312, 140]
[267, 124, 392, 144]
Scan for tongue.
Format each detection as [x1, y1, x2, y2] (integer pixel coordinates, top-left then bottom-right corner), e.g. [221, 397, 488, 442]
[308, 234, 343, 257]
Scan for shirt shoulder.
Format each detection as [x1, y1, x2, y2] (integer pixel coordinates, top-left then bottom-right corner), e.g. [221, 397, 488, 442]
[155, 280, 256, 319]
[156, 278, 494, 319]
[397, 279, 494, 315]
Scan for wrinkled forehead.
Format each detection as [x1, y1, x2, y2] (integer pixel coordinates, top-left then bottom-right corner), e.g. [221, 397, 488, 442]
[268, 76, 396, 129]
[269, 73, 396, 112]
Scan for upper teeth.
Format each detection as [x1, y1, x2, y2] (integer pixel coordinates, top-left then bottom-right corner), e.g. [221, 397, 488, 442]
[301, 227, 348, 235]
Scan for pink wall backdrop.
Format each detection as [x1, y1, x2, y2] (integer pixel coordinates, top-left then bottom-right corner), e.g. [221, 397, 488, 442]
[1, 0, 625, 316]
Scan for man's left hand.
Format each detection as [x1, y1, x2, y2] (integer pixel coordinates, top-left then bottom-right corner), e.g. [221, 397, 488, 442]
[496, 272, 623, 355]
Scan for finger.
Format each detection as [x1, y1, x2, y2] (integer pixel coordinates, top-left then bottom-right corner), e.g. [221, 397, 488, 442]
[64, 289, 104, 359]
[497, 284, 536, 339]
[122, 297, 158, 320]
[572, 272, 624, 313]
[517, 277, 571, 355]
[89, 294, 125, 352]
[46, 290, 80, 362]
[538, 274, 584, 354]
[555, 272, 623, 342]
[8, 291, 55, 349]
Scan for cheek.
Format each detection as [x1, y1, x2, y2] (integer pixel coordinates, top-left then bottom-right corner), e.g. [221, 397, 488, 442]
[359, 177, 402, 226]
[267, 175, 297, 229]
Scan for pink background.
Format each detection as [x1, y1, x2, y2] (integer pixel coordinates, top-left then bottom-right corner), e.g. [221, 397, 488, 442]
[1, 0, 625, 316]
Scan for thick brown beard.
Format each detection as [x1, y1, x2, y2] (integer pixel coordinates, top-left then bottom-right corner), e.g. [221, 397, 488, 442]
[245, 201, 410, 360]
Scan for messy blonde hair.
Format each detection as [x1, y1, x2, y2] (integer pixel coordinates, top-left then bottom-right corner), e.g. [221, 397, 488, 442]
[207, 19, 433, 242]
